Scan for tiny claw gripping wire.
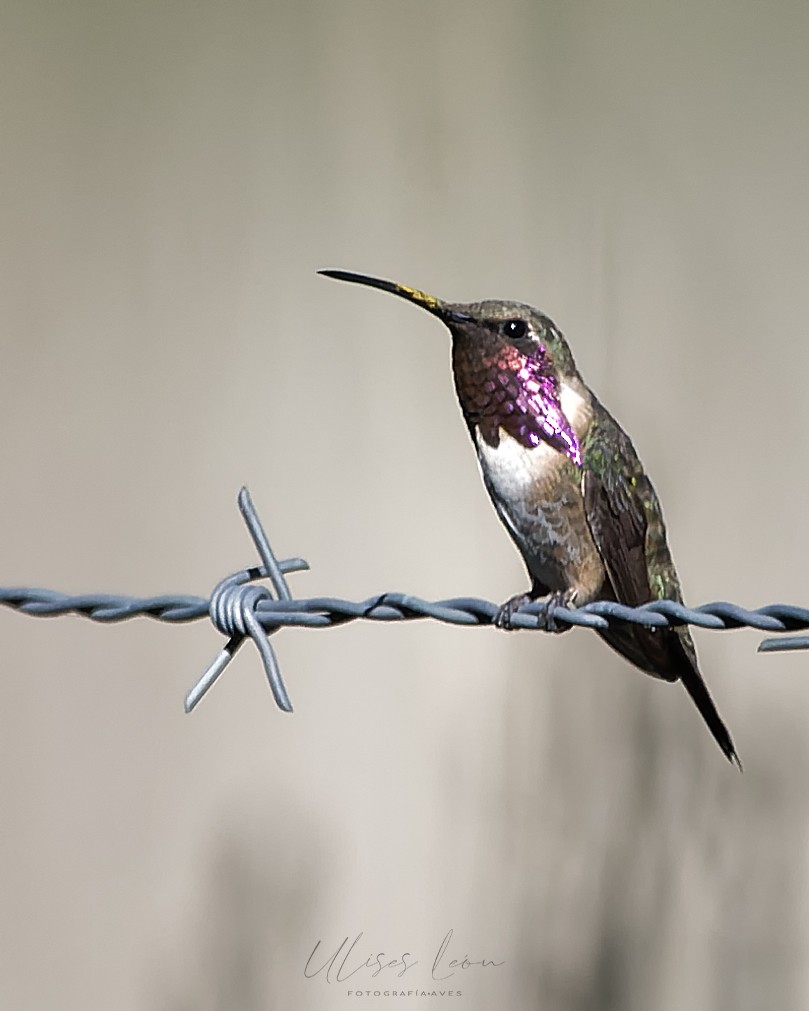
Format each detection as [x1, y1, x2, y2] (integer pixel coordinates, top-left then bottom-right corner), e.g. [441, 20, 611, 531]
[184, 487, 309, 714]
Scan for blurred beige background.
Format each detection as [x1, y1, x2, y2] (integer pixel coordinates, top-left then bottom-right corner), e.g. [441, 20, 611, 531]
[2, 1, 809, 1009]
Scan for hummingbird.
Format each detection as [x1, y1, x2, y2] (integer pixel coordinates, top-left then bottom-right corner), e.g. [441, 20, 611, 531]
[320, 269, 739, 766]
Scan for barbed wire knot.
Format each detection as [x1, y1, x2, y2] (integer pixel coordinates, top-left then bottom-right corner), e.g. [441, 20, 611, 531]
[183, 488, 309, 715]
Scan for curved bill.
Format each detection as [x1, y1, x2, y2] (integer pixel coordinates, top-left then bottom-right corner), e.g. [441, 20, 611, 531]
[319, 269, 450, 320]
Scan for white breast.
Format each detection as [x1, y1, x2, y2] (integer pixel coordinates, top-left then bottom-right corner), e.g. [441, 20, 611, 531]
[471, 378, 593, 578]
[473, 427, 570, 581]
[475, 427, 555, 499]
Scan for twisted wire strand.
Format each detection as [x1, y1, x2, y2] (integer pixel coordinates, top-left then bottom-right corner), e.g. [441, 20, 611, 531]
[3, 587, 807, 636]
[0, 488, 806, 713]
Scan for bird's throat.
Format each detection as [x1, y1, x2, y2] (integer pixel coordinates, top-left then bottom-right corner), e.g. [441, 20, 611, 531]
[453, 345, 582, 467]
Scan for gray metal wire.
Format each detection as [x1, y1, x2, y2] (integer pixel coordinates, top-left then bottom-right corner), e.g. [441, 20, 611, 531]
[0, 487, 806, 713]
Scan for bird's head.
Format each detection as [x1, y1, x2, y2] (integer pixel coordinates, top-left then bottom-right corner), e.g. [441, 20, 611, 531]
[320, 270, 582, 465]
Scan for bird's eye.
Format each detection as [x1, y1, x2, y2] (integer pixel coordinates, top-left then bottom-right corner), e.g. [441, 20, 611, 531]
[503, 318, 527, 340]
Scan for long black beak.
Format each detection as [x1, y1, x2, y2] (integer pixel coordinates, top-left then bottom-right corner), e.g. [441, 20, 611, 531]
[319, 269, 468, 323]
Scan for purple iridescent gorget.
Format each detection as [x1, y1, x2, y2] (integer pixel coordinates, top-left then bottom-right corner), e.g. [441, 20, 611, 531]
[453, 340, 582, 467]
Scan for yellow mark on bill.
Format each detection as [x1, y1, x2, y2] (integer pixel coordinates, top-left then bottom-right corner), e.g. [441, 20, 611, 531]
[394, 283, 441, 310]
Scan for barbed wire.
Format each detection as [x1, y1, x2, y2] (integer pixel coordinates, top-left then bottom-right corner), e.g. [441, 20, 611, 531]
[1, 488, 807, 713]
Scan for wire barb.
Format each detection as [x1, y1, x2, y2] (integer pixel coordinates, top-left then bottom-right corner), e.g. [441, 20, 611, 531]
[183, 488, 309, 714]
[0, 488, 807, 712]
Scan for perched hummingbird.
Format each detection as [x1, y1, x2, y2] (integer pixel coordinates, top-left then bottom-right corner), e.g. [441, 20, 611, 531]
[320, 269, 739, 766]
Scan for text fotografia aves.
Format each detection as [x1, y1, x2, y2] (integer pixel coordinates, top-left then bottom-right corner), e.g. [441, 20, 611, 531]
[304, 929, 504, 985]
[346, 990, 463, 999]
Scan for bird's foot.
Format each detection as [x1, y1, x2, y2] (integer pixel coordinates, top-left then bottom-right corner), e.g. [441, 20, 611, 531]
[495, 589, 575, 632]
[537, 590, 574, 633]
[494, 592, 535, 630]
